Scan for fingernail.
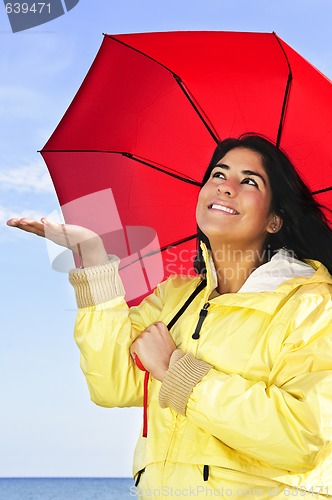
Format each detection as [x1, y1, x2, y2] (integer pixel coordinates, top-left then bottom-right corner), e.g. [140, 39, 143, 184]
[41, 218, 48, 225]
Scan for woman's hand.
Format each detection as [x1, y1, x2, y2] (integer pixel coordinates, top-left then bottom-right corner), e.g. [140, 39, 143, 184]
[130, 322, 176, 381]
[6, 217, 108, 267]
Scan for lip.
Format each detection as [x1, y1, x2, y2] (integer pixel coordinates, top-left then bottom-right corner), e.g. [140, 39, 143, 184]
[208, 201, 239, 215]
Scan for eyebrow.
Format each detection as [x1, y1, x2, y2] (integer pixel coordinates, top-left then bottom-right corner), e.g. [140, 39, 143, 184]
[214, 163, 267, 186]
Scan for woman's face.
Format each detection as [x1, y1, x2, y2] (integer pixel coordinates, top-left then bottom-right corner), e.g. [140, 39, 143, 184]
[196, 147, 280, 251]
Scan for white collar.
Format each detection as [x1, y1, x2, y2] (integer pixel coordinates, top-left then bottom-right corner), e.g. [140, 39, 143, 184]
[238, 248, 315, 293]
[206, 248, 315, 293]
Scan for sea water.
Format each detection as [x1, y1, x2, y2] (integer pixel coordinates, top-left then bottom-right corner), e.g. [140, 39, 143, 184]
[0, 478, 135, 499]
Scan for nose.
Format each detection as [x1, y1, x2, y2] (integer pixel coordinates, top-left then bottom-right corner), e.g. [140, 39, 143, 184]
[217, 178, 237, 197]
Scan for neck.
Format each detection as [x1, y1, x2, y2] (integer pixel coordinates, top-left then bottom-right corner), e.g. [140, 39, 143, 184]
[210, 242, 268, 294]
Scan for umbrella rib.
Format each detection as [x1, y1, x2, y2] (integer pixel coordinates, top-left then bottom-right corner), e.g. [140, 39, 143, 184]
[312, 186, 332, 195]
[173, 75, 220, 145]
[273, 32, 293, 148]
[118, 233, 198, 272]
[104, 33, 183, 76]
[104, 34, 220, 145]
[40, 149, 202, 187]
[121, 153, 201, 186]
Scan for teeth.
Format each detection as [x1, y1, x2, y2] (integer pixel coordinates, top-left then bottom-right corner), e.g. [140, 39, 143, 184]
[210, 204, 237, 215]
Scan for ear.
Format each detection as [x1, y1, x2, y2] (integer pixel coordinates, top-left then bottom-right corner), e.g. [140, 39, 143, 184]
[266, 214, 283, 234]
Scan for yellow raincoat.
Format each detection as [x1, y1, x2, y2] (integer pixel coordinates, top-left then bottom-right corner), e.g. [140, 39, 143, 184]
[70, 244, 332, 498]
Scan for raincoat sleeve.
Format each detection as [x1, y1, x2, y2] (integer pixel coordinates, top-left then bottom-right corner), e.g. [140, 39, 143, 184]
[69, 256, 168, 408]
[159, 287, 332, 473]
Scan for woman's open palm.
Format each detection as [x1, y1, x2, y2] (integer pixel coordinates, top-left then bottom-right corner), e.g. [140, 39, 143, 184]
[6, 218, 108, 267]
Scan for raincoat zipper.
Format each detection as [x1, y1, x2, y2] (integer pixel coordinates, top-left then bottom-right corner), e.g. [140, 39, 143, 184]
[192, 302, 210, 339]
[203, 464, 209, 481]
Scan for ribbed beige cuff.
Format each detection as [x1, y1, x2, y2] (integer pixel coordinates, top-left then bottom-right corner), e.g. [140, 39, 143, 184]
[159, 349, 212, 415]
[68, 255, 125, 308]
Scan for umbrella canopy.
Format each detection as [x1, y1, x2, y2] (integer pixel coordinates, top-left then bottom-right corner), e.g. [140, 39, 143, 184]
[41, 31, 332, 304]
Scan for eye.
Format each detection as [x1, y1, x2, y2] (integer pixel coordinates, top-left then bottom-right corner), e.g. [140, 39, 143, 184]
[242, 177, 258, 188]
[211, 169, 225, 179]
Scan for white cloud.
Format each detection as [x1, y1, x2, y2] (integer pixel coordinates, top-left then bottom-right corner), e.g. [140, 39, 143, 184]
[0, 205, 46, 225]
[0, 162, 54, 193]
[0, 201, 49, 229]
[0, 204, 48, 244]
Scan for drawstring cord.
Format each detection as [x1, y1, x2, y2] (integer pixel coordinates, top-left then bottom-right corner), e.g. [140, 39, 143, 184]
[135, 355, 149, 438]
[135, 468, 145, 486]
[142, 371, 149, 437]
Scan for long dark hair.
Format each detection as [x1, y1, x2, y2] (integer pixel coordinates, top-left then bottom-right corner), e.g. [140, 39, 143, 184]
[194, 134, 332, 275]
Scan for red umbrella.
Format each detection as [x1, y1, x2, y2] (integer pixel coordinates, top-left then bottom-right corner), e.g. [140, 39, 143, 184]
[41, 31, 332, 305]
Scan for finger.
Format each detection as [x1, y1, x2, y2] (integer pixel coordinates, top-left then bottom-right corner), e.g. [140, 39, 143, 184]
[41, 217, 60, 228]
[129, 342, 137, 355]
[145, 323, 158, 332]
[129, 343, 139, 363]
[6, 218, 21, 226]
[11, 217, 41, 227]
[130, 351, 136, 362]
[18, 217, 39, 225]
[7, 218, 45, 236]
[41, 218, 61, 238]
[22, 219, 46, 234]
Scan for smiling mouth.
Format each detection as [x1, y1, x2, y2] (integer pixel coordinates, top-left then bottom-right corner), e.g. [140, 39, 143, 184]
[208, 204, 239, 215]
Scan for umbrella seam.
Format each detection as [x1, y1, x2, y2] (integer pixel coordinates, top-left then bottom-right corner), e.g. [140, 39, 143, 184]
[273, 32, 293, 148]
[40, 149, 202, 187]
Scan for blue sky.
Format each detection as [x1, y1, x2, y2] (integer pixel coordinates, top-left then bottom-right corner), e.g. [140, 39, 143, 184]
[1, 0, 332, 478]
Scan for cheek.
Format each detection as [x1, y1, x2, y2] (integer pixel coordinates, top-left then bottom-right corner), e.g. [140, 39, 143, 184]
[195, 198, 202, 222]
[246, 194, 272, 225]
[196, 189, 207, 223]
[196, 186, 206, 206]
[247, 190, 270, 209]
[197, 181, 212, 201]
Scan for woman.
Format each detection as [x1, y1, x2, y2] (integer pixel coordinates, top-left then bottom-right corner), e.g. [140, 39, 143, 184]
[8, 135, 332, 498]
